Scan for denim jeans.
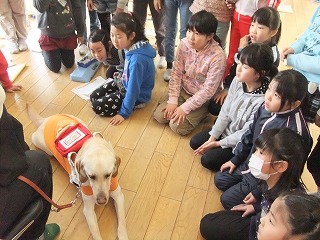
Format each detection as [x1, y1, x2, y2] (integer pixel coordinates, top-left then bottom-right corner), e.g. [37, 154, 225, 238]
[80, 0, 100, 44]
[93, 0, 117, 13]
[164, 0, 193, 63]
[216, 21, 230, 51]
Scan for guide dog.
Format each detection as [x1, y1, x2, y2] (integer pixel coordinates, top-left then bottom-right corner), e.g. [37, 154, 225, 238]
[27, 104, 128, 240]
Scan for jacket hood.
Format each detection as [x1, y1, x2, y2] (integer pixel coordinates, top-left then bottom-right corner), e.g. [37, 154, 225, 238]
[126, 41, 156, 59]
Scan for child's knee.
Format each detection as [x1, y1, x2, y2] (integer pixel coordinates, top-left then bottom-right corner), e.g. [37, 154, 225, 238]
[153, 105, 168, 124]
[169, 120, 193, 136]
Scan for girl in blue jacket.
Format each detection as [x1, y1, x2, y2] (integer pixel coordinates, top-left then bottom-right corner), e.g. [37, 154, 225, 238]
[90, 12, 156, 125]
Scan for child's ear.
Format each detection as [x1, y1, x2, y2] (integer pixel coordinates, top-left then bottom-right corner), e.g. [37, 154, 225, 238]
[130, 32, 136, 41]
[270, 29, 278, 38]
[292, 100, 302, 109]
[275, 160, 288, 173]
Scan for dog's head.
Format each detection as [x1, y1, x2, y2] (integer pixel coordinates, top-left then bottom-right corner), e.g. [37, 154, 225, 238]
[75, 134, 120, 205]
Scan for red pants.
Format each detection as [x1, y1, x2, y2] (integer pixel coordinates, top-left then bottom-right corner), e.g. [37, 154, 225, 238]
[224, 11, 252, 79]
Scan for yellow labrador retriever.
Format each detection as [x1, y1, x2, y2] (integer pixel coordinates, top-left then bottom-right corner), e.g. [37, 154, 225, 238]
[26, 104, 128, 240]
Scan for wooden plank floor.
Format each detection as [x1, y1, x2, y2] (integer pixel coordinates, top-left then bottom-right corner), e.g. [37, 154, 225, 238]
[1, 0, 319, 239]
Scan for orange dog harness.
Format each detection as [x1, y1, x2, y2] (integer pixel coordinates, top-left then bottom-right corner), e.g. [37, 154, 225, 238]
[44, 114, 118, 195]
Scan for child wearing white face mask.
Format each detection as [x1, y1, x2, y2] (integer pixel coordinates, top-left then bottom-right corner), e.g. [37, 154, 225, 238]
[200, 128, 309, 240]
[214, 69, 312, 210]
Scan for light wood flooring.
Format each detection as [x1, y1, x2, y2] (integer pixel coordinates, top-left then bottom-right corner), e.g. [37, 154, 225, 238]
[1, 0, 319, 239]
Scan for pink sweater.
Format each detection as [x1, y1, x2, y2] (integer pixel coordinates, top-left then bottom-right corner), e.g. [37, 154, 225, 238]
[168, 38, 226, 114]
[190, 0, 233, 23]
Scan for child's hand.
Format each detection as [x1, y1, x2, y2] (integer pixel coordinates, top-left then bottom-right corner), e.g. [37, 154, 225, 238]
[280, 47, 294, 61]
[239, 35, 250, 48]
[171, 106, 187, 126]
[162, 103, 177, 120]
[213, 89, 228, 105]
[220, 160, 236, 174]
[231, 204, 255, 217]
[194, 136, 219, 155]
[225, 0, 235, 10]
[110, 114, 125, 126]
[87, 0, 94, 11]
[5, 84, 22, 93]
[243, 192, 256, 204]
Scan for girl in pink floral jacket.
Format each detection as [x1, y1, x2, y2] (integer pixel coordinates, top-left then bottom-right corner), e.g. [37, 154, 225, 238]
[154, 10, 226, 135]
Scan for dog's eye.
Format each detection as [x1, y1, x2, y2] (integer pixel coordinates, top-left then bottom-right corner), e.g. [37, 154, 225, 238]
[89, 175, 96, 180]
[105, 174, 110, 179]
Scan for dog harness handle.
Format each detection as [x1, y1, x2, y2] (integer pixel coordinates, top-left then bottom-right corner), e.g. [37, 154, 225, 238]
[17, 175, 75, 212]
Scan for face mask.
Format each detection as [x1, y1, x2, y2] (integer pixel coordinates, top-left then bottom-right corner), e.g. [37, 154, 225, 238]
[248, 153, 280, 180]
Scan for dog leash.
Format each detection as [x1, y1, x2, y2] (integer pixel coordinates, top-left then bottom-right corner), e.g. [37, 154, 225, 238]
[17, 175, 81, 212]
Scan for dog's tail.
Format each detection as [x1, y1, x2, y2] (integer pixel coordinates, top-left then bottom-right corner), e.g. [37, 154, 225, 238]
[26, 103, 45, 127]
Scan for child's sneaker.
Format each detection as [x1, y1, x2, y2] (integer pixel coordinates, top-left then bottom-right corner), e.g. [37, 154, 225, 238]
[9, 41, 19, 54]
[44, 223, 60, 240]
[157, 56, 166, 69]
[163, 68, 172, 82]
[79, 44, 89, 55]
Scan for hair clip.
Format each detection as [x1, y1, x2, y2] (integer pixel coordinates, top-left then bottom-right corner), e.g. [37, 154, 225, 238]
[127, 12, 135, 22]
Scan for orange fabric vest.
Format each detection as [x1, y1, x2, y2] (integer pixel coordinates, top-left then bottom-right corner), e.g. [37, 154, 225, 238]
[43, 114, 118, 195]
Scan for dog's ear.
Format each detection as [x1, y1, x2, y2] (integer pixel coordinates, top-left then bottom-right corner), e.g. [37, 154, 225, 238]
[75, 160, 88, 183]
[112, 156, 121, 177]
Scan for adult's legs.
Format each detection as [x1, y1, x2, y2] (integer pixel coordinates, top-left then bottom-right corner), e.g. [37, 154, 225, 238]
[0, 150, 52, 239]
[164, 0, 178, 64]
[216, 21, 230, 51]
[80, 0, 88, 44]
[178, 0, 192, 40]
[200, 210, 250, 240]
[89, 10, 100, 33]
[132, 0, 148, 26]
[149, 0, 165, 57]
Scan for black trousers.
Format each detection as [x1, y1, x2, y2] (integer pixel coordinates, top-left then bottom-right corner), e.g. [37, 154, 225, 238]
[0, 151, 53, 240]
[90, 80, 124, 116]
[214, 162, 258, 209]
[42, 49, 75, 73]
[190, 129, 234, 171]
[200, 210, 250, 240]
[307, 135, 320, 186]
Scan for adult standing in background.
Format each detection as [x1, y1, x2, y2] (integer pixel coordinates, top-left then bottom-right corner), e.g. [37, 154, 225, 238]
[79, 0, 101, 55]
[33, 0, 84, 73]
[189, 0, 233, 51]
[0, 0, 28, 54]
[154, 0, 194, 82]
[133, 0, 166, 69]
[87, 0, 128, 35]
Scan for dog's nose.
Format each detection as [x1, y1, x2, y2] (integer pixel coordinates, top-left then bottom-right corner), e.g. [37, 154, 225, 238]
[96, 194, 108, 205]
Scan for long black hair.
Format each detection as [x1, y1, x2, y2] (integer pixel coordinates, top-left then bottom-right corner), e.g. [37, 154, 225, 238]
[111, 12, 148, 43]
